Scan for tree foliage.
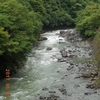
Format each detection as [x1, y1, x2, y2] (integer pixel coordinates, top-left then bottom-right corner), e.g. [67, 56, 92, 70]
[0, 0, 98, 78]
[76, 1, 100, 37]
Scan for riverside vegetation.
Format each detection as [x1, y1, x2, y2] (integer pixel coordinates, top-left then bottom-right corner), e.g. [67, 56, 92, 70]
[0, 0, 100, 86]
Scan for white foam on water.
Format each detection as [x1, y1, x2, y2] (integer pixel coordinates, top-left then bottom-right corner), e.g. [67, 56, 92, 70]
[10, 78, 24, 81]
[0, 96, 4, 100]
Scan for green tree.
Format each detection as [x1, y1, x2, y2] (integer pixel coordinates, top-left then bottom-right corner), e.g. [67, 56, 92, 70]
[76, 2, 100, 37]
[0, 0, 43, 78]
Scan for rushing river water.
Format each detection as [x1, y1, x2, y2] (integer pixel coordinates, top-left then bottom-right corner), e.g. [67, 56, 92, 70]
[0, 29, 100, 100]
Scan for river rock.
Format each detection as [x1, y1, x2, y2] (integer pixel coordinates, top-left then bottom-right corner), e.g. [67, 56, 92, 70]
[59, 31, 66, 37]
[47, 94, 60, 100]
[84, 92, 91, 95]
[91, 77, 97, 81]
[89, 52, 92, 56]
[86, 84, 95, 89]
[42, 87, 49, 91]
[46, 47, 52, 50]
[91, 71, 98, 77]
[59, 38, 63, 41]
[70, 62, 74, 65]
[74, 85, 80, 88]
[57, 58, 67, 62]
[56, 33, 59, 35]
[57, 71, 60, 73]
[74, 76, 81, 79]
[39, 96, 46, 99]
[81, 72, 91, 78]
[58, 88, 67, 95]
[49, 91, 56, 93]
[58, 41, 65, 44]
[38, 36, 48, 41]
[60, 50, 68, 58]
[60, 31, 65, 34]
[68, 54, 74, 58]
[67, 66, 74, 70]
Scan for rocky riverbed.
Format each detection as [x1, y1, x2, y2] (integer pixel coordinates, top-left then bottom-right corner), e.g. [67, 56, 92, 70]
[33, 29, 100, 100]
[0, 29, 100, 100]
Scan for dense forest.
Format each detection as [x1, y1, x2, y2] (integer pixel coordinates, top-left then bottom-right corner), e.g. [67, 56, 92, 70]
[0, 0, 100, 79]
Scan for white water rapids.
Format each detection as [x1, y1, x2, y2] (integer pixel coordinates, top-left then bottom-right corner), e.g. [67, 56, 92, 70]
[0, 29, 100, 100]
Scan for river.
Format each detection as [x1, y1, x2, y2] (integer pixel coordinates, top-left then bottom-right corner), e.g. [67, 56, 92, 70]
[0, 29, 100, 100]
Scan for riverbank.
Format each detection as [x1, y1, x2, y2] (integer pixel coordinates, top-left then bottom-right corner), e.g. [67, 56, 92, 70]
[92, 33, 100, 88]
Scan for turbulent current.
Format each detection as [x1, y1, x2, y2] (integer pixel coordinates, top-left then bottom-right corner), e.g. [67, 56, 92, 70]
[0, 29, 100, 100]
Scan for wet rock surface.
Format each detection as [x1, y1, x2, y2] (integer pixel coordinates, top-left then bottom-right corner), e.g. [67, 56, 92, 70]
[34, 29, 100, 100]
[38, 36, 48, 41]
[46, 47, 52, 50]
